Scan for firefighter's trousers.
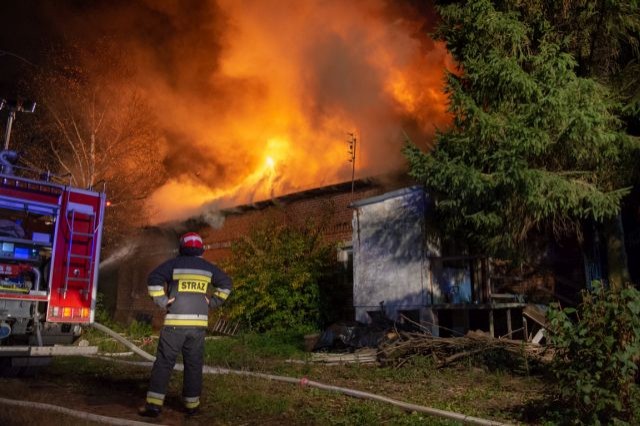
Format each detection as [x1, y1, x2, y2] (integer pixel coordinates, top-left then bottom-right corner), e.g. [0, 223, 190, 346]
[146, 326, 206, 409]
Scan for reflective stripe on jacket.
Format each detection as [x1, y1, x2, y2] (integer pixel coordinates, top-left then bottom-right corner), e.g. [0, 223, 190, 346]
[147, 255, 233, 327]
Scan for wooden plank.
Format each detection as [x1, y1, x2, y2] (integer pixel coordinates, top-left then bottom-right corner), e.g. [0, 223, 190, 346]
[523, 304, 549, 328]
[310, 349, 378, 364]
[532, 329, 545, 344]
[431, 302, 525, 310]
[489, 310, 494, 338]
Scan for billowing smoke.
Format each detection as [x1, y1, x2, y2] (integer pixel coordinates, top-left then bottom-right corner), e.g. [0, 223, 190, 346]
[32, 0, 452, 223]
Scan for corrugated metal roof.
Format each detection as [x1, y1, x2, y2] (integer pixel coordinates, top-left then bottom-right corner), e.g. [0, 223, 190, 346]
[350, 185, 424, 208]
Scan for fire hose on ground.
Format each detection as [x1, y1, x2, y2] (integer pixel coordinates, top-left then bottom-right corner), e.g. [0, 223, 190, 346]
[0, 321, 509, 426]
[0, 396, 158, 426]
[91, 322, 508, 426]
[0, 321, 508, 426]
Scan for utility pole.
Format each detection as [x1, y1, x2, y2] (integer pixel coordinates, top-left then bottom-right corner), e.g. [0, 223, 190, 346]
[347, 131, 357, 198]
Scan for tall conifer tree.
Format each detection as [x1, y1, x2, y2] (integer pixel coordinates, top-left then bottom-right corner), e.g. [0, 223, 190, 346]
[405, 0, 638, 259]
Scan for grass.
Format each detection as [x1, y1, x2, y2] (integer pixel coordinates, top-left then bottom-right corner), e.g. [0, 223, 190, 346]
[82, 317, 156, 354]
[199, 333, 547, 424]
[69, 326, 550, 424]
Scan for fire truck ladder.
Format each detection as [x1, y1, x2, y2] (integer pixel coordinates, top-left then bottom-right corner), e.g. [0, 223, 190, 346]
[62, 207, 98, 299]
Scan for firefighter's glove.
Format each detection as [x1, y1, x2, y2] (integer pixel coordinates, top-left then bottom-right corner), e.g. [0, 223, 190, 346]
[152, 295, 171, 309]
[209, 296, 225, 309]
[204, 295, 222, 309]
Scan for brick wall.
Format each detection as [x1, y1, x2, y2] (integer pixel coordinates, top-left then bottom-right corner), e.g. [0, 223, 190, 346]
[107, 228, 178, 328]
[200, 180, 389, 263]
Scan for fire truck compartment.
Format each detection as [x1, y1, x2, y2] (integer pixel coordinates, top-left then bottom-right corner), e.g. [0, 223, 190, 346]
[0, 173, 105, 349]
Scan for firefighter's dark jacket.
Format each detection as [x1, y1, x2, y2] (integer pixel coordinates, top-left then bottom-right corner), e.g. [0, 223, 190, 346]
[147, 255, 232, 327]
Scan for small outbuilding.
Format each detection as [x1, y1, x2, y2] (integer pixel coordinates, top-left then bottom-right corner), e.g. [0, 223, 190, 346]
[351, 186, 526, 338]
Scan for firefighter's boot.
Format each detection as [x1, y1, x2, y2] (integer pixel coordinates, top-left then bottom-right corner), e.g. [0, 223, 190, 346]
[183, 396, 200, 417]
[185, 406, 200, 417]
[138, 403, 162, 418]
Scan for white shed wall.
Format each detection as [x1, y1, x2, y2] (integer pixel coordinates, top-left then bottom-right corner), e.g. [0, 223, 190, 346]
[352, 187, 428, 323]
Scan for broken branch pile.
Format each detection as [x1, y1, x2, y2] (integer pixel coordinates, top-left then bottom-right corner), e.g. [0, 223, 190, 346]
[378, 330, 552, 368]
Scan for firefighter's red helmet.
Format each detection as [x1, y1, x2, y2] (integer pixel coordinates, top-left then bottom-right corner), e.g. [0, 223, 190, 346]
[180, 232, 203, 250]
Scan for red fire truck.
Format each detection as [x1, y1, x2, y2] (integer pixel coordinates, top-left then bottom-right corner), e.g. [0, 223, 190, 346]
[0, 100, 106, 373]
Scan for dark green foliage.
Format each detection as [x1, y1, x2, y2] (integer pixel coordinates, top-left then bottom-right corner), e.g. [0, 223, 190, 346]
[405, 0, 638, 259]
[94, 292, 114, 327]
[518, 0, 640, 134]
[547, 283, 640, 423]
[521, 1, 640, 79]
[221, 218, 335, 332]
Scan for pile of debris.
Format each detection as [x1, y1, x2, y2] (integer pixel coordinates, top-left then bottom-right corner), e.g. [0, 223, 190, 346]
[378, 329, 552, 368]
[310, 315, 553, 369]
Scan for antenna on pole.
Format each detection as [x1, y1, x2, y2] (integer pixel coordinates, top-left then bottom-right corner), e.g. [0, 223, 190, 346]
[1, 99, 36, 150]
[0, 99, 36, 175]
[347, 131, 357, 198]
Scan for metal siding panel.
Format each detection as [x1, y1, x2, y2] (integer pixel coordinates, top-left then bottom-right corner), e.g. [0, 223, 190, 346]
[352, 187, 427, 322]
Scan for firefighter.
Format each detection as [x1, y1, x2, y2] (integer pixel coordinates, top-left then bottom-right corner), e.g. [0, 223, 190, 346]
[139, 232, 232, 418]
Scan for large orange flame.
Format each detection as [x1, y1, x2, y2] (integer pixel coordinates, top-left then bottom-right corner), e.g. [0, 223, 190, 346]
[138, 0, 452, 223]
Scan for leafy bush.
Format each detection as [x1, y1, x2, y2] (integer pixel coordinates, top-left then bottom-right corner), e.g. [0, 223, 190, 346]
[547, 283, 640, 423]
[92, 293, 152, 339]
[221, 218, 335, 332]
[94, 292, 116, 327]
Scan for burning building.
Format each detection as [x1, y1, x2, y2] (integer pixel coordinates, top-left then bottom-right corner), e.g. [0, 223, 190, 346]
[116, 0, 454, 229]
[1, 1, 466, 327]
[106, 176, 411, 326]
[5, 1, 637, 342]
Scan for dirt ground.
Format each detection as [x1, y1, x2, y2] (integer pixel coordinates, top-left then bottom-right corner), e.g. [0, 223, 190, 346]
[0, 360, 196, 426]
